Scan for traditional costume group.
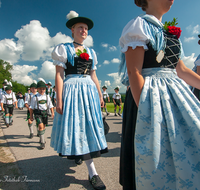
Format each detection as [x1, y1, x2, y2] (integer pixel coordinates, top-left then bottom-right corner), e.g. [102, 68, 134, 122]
[2, 8, 200, 190]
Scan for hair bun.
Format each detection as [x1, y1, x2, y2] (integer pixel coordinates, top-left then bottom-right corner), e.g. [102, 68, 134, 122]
[134, 0, 148, 11]
[135, 0, 142, 7]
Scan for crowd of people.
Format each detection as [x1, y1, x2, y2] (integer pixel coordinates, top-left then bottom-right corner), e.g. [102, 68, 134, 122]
[1, 0, 200, 189]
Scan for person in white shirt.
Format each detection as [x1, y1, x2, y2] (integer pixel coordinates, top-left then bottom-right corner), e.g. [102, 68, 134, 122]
[1, 85, 18, 127]
[30, 80, 54, 149]
[46, 82, 53, 96]
[25, 82, 38, 139]
[112, 87, 122, 116]
[101, 85, 110, 116]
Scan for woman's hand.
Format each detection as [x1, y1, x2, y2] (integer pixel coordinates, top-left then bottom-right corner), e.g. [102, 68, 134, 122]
[56, 101, 63, 115]
[100, 97, 104, 108]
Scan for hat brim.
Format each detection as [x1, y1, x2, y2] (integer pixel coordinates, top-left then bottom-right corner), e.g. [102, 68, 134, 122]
[66, 17, 93, 30]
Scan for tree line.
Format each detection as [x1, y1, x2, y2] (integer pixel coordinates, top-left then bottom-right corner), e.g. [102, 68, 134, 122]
[0, 59, 29, 94]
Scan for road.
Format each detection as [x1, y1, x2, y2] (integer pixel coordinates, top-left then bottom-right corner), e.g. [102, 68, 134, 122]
[0, 109, 123, 190]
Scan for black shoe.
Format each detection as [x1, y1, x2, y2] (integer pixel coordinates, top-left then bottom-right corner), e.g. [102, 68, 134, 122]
[40, 143, 45, 149]
[75, 158, 83, 165]
[30, 133, 34, 139]
[106, 112, 110, 116]
[118, 113, 121, 116]
[89, 175, 106, 190]
[6, 124, 9, 128]
[114, 113, 117, 116]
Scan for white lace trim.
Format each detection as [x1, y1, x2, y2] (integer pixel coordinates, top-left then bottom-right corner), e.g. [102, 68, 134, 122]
[53, 60, 66, 69]
[121, 41, 148, 53]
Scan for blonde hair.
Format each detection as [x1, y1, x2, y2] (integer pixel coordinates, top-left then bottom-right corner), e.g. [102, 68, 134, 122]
[134, 0, 148, 11]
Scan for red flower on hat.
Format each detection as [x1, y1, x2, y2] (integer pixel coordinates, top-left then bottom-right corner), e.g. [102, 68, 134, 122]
[167, 26, 182, 39]
[80, 52, 90, 61]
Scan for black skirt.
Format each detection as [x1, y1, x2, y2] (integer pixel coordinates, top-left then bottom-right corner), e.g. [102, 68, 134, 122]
[193, 88, 200, 101]
[120, 88, 137, 190]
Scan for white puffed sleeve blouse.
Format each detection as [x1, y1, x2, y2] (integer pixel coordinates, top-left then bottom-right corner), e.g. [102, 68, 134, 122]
[119, 16, 150, 53]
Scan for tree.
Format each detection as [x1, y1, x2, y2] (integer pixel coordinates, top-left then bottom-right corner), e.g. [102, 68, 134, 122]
[0, 59, 13, 87]
[0, 59, 29, 94]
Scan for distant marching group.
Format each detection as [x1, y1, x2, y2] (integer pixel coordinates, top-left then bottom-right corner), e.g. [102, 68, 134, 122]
[0, 79, 56, 149]
[0, 78, 123, 150]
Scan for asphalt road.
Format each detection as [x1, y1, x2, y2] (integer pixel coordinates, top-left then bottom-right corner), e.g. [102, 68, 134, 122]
[0, 109, 123, 190]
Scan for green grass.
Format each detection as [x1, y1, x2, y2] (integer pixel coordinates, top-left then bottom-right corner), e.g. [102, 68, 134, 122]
[103, 103, 124, 113]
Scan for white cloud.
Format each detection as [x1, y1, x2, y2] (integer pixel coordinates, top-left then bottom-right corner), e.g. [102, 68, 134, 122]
[109, 46, 117, 52]
[11, 65, 38, 85]
[0, 38, 23, 64]
[103, 60, 110, 64]
[51, 32, 73, 46]
[107, 72, 121, 88]
[83, 35, 93, 47]
[186, 25, 192, 31]
[184, 37, 195, 43]
[101, 43, 117, 51]
[38, 61, 55, 80]
[15, 20, 52, 61]
[111, 58, 120, 63]
[182, 53, 196, 69]
[101, 43, 108, 48]
[105, 80, 111, 86]
[193, 25, 200, 35]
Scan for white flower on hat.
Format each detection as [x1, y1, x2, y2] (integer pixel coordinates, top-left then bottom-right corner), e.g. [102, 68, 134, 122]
[66, 10, 79, 20]
[38, 78, 46, 84]
[7, 81, 12, 87]
[33, 80, 37, 84]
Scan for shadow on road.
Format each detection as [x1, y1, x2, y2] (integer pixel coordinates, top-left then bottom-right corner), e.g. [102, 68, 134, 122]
[13, 156, 94, 190]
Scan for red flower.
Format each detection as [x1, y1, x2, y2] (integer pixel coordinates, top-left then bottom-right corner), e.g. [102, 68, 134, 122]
[80, 53, 89, 61]
[167, 26, 182, 39]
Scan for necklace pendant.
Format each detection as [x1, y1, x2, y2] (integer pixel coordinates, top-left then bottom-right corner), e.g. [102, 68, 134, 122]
[156, 50, 164, 63]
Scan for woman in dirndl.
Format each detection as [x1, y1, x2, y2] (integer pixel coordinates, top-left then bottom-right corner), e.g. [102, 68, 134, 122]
[119, 0, 200, 189]
[50, 11, 107, 190]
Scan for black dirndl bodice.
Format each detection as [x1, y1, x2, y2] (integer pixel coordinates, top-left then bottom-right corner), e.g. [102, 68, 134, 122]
[143, 32, 181, 69]
[64, 57, 92, 76]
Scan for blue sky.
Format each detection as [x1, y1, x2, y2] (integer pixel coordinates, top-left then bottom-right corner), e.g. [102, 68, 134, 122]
[0, 0, 199, 93]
